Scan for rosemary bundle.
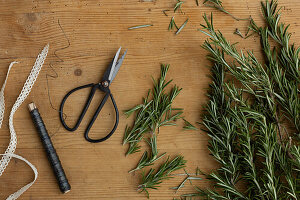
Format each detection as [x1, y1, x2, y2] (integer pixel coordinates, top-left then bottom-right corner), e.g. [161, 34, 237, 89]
[187, 0, 300, 199]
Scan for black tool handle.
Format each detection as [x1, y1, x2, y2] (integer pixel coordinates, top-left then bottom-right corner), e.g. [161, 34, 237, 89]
[59, 83, 96, 132]
[29, 103, 71, 194]
[84, 92, 119, 143]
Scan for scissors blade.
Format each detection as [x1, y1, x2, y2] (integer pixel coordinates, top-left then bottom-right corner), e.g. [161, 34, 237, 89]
[108, 47, 122, 82]
[110, 49, 127, 82]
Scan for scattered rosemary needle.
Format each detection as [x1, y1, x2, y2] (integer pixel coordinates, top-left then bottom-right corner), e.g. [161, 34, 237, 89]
[128, 134, 166, 173]
[174, 0, 184, 13]
[163, 9, 170, 16]
[183, 118, 198, 130]
[175, 18, 189, 35]
[196, 0, 199, 6]
[169, 16, 179, 30]
[169, 16, 175, 30]
[138, 156, 186, 198]
[234, 28, 244, 38]
[128, 24, 153, 30]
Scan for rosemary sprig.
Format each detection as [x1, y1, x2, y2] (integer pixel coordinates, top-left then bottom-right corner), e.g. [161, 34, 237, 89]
[128, 24, 153, 30]
[138, 156, 186, 198]
[203, 0, 248, 21]
[123, 64, 183, 155]
[174, 0, 184, 13]
[128, 134, 166, 173]
[189, 0, 300, 199]
[183, 118, 198, 130]
[175, 18, 189, 35]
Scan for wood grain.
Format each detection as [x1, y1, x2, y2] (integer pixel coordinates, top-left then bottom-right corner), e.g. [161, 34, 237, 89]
[0, 0, 299, 199]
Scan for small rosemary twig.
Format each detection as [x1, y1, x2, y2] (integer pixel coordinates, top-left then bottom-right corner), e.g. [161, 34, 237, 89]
[203, 0, 249, 21]
[234, 28, 244, 38]
[138, 156, 186, 198]
[174, 0, 184, 13]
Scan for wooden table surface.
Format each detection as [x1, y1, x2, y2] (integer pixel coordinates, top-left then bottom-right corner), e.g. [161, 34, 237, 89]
[0, 0, 299, 199]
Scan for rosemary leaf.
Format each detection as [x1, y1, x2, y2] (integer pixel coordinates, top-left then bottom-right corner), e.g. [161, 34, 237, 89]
[128, 24, 153, 30]
[175, 18, 189, 35]
[163, 9, 170, 16]
[169, 16, 175, 30]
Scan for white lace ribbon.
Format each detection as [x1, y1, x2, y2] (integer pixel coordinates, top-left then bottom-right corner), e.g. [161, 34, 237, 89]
[0, 44, 49, 199]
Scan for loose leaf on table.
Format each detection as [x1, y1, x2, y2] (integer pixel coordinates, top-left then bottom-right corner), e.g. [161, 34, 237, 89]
[175, 18, 189, 35]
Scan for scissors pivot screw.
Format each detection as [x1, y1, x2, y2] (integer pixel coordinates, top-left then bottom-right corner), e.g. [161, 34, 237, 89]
[102, 81, 109, 87]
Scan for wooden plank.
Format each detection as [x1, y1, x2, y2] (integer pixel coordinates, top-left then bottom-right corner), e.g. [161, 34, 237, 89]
[0, 0, 299, 199]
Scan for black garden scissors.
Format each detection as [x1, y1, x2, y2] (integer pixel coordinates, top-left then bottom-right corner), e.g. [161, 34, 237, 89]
[59, 47, 127, 143]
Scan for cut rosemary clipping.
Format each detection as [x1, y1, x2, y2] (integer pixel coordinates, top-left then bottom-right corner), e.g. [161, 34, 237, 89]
[123, 64, 183, 155]
[186, 0, 300, 199]
[123, 64, 187, 198]
[138, 156, 186, 198]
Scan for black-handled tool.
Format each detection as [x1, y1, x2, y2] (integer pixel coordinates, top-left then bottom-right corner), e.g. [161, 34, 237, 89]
[28, 103, 71, 194]
[59, 47, 127, 143]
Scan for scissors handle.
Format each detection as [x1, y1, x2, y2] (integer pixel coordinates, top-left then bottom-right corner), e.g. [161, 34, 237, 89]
[85, 92, 119, 143]
[59, 83, 119, 143]
[59, 83, 96, 131]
